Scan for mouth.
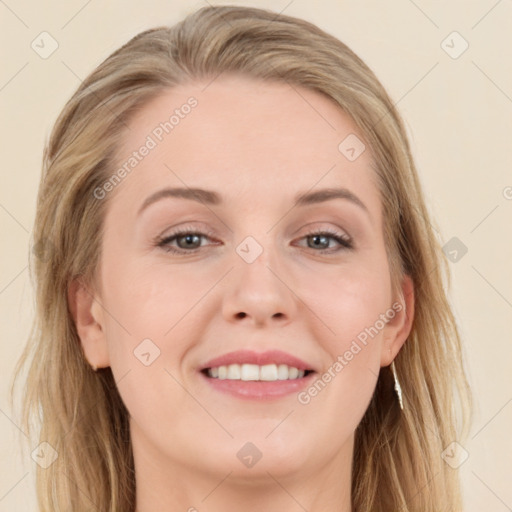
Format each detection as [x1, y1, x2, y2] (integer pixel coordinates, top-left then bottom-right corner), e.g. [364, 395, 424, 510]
[201, 364, 315, 381]
[199, 350, 317, 400]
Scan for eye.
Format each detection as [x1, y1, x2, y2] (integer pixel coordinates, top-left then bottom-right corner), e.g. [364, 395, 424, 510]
[154, 226, 353, 255]
[296, 227, 353, 253]
[155, 227, 217, 254]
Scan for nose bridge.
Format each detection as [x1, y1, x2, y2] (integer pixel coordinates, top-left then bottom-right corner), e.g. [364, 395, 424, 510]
[222, 231, 297, 326]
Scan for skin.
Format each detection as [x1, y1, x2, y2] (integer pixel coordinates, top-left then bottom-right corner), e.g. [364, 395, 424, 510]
[71, 74, 414, 512]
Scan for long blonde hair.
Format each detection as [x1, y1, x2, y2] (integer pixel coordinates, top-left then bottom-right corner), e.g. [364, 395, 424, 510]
[12, 5, 471, 511]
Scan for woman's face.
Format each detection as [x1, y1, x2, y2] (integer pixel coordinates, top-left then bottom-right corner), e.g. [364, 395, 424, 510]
[76, 74, 412, 486]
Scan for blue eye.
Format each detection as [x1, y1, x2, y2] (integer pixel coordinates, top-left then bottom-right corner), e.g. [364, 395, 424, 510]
[301, 228, 353, 252]
[155, 227, 353, 255]
[156, 228, 217, 254]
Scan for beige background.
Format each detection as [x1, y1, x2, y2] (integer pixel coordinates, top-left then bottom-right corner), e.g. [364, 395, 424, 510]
[1, 0, 511, 510]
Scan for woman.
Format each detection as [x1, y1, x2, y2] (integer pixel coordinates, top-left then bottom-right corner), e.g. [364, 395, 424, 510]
[13, 5, 471, 511]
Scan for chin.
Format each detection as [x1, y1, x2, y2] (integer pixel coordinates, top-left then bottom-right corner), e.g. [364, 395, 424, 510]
[204, 430, 316, 481]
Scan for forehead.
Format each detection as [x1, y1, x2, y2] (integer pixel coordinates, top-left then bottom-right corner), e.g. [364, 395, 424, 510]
[111, 74, 380, 216]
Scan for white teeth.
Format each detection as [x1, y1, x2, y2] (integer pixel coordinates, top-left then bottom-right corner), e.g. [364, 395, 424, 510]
[227, 364, 241, 379]
[241, 364, 259, 381]
[277, 364, 289, 380]
[206, 363, 308, 381]
[260, 364, 278, 381]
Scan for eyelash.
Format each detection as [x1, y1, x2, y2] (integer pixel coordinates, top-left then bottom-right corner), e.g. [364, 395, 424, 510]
[154, 227, 353, 255]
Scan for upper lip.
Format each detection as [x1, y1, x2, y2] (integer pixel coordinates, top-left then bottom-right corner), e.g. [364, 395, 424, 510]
[200, 350, 316, 372]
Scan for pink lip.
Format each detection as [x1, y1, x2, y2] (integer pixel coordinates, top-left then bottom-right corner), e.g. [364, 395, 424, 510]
[199, 371, 316, 400]
[200, 349, 314, 371]
[198, 350, 316, 401]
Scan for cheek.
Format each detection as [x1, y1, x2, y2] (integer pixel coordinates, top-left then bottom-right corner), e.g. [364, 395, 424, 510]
[98, 259, 196, 430]
[294, 259, 391, 415]
[100, 258, 207, 342]
[297, 259, 392, 346]
[295, 269, 388, 437]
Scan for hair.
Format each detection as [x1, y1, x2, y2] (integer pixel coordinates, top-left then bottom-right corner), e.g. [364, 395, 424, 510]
[11, 5, 472, 511]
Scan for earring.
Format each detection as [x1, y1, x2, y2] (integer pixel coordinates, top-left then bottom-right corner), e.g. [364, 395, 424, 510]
[390, 361, 404, 410]
[91, 364, 98, 372]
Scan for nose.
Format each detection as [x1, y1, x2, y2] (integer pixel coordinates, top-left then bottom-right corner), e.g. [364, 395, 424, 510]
[221, 248, 298, 328]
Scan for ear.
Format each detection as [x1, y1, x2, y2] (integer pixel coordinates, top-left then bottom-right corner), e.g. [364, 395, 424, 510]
[380, 274, 414, 367]
[68, 278, 110, 369]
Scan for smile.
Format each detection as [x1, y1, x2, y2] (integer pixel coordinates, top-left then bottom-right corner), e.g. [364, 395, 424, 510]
[199, 350, 317, 400]
[204, 363, 312, 381]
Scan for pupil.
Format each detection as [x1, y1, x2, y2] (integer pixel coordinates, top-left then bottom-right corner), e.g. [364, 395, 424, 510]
[311, 235, 327, 249]
[181, 234, 199, 248]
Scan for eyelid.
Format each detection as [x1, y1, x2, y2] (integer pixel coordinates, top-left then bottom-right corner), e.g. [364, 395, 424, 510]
[155, 221, 216, 240]
[292, 221, 352, 243]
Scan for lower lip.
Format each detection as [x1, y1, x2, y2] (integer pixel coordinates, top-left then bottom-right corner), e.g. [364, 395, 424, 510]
[199, 371, 316, 400]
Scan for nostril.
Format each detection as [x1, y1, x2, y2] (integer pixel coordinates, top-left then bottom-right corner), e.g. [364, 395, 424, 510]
[235, 312, 247, 319]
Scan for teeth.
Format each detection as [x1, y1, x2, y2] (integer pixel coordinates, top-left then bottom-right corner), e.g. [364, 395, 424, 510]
[206, 363, 308, 381]
[227, 364, 241, 379]
[288, 366, 299, 379]
[277, 364, 289, 380]
[241, 364, 259, 381]
[260, 364, 277, 381]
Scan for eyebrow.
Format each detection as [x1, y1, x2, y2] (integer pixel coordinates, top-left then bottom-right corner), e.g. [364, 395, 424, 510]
[138, 186, 370, 216]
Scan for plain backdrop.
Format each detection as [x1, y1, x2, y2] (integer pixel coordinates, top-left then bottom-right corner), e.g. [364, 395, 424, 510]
[1, 1, 511, 510]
